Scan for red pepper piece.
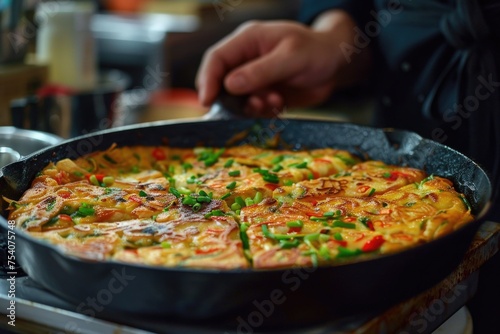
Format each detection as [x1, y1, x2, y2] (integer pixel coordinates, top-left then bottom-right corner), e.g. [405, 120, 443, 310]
[129, 195, 143, 204]
[387, 171, 412, 181]
[264, 183, 280, 191]
[288, 227, 302, 233]
[58, 214, 73, 222]
[313, 158, 332, 164]
[333, 240, 348, 247]
[362, 235, 385, 252]
[152, 148, 166, 161]
[58, 191, 71, 199]
[195, 248, 221, 255]
[357, 185, 371, 193]
[367, 221, 375, 231]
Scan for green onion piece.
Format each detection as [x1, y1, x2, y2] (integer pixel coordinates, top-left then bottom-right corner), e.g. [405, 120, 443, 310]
[332, 221, 357, 229]
[221, 192, 231, 200]
[169, 187, 181, 198]
[334, 232, 343, 241]
[310, 253, 319, 268]
[262, 173, 279, 184]
[272, 165, 283, 172]
[319, 244, 332, 260]
[73, 171, 84, 177]
[295, 162, 308, 169]
[89, 174, 99, 186]
[337, 247, 363, 258]
[335, 154, 357, 166]
[231, 203, 241, 211]
[279, 239, 300, 249]
[102, 176, 114, 186]
[77, 203, 95, 217]
[286, 220, 304, 228]
[204, 157, 217, 167]
[103, 154, 117, 164]
[261, 224, 275, 239]
[416, 174, 435, 189]
[319, 234, 330, 242]
[168, 165, 176, 174]
[358, 217, 370, 227]
[368, 188, 376, 196]
[192, 203, 202, 212]
[196, 196, 211, 203]
[178, 187, 192, 195]
[182, 197, 197, 206]
[253, 191, 263, 204]
[235, 197, 246, 208]
[323, 211, 336, 218]
[161, 241, 171, 249]
[226, 181, 237, 190]
[459, 195, 471, 211]
[284, 180, 294, 186]
[138, 190, 147, 197]
[304, 233, 320, 242]
[204, 210, 225, 218]
[261, 224, 299, 240]
[271, 155, 284, 164]
[240, 223, 250, 249]
[182, 163, 193, 171]
[198, 190, 208, 197]
[245, 198, 254, 206]
[310, 216, 328, 221]
[383, 172, 391, 178]
[224, 159, 234, 168]
[46, 200, 56, 212]
[228, 170, 241, 177]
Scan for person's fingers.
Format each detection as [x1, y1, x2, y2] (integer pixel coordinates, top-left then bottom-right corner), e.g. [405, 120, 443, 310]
[196, 21, 265, 106]
[242, 91, 285, 117]
[196, 52, 224, 106]
[265, 91, 284, 112]
[224, 39, 301, 95]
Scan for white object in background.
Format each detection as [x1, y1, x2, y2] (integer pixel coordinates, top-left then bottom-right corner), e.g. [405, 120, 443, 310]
[35, 1, 96, 91]
[432, 306, 473, 334]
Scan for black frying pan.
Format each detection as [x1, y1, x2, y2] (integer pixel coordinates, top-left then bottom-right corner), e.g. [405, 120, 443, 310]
[0, 117, 492, 331]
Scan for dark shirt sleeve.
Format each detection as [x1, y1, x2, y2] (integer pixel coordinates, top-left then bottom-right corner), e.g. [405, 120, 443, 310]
[299, 0, 374, 27]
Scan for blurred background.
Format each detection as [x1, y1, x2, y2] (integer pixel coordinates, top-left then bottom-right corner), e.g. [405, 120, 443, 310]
[0, 0, 373, 139]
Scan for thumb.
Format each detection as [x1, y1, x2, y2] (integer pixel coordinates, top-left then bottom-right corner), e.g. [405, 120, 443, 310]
[224, 43, 297, 95]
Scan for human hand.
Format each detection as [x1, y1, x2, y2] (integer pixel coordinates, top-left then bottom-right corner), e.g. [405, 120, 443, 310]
[196, 10, 371, 116]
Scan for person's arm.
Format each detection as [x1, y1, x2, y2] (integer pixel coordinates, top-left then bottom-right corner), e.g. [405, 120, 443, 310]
[196, 7, 372, 114]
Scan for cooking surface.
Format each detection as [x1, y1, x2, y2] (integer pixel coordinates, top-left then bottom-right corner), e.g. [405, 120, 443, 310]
[1, 221, 498, 333]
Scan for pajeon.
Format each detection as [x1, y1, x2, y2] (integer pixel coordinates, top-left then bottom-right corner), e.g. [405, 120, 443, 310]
[7, 144, 473, 269]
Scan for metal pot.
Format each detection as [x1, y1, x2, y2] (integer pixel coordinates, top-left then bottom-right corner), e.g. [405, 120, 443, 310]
[10, 70, 130, 138]
[0, 126, 62, 168]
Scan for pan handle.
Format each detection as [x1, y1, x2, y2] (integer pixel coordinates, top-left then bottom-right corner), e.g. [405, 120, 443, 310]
[202, 88, 249, 121]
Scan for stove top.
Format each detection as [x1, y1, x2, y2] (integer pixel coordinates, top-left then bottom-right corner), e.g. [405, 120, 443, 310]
[1, 222, 499, 334]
